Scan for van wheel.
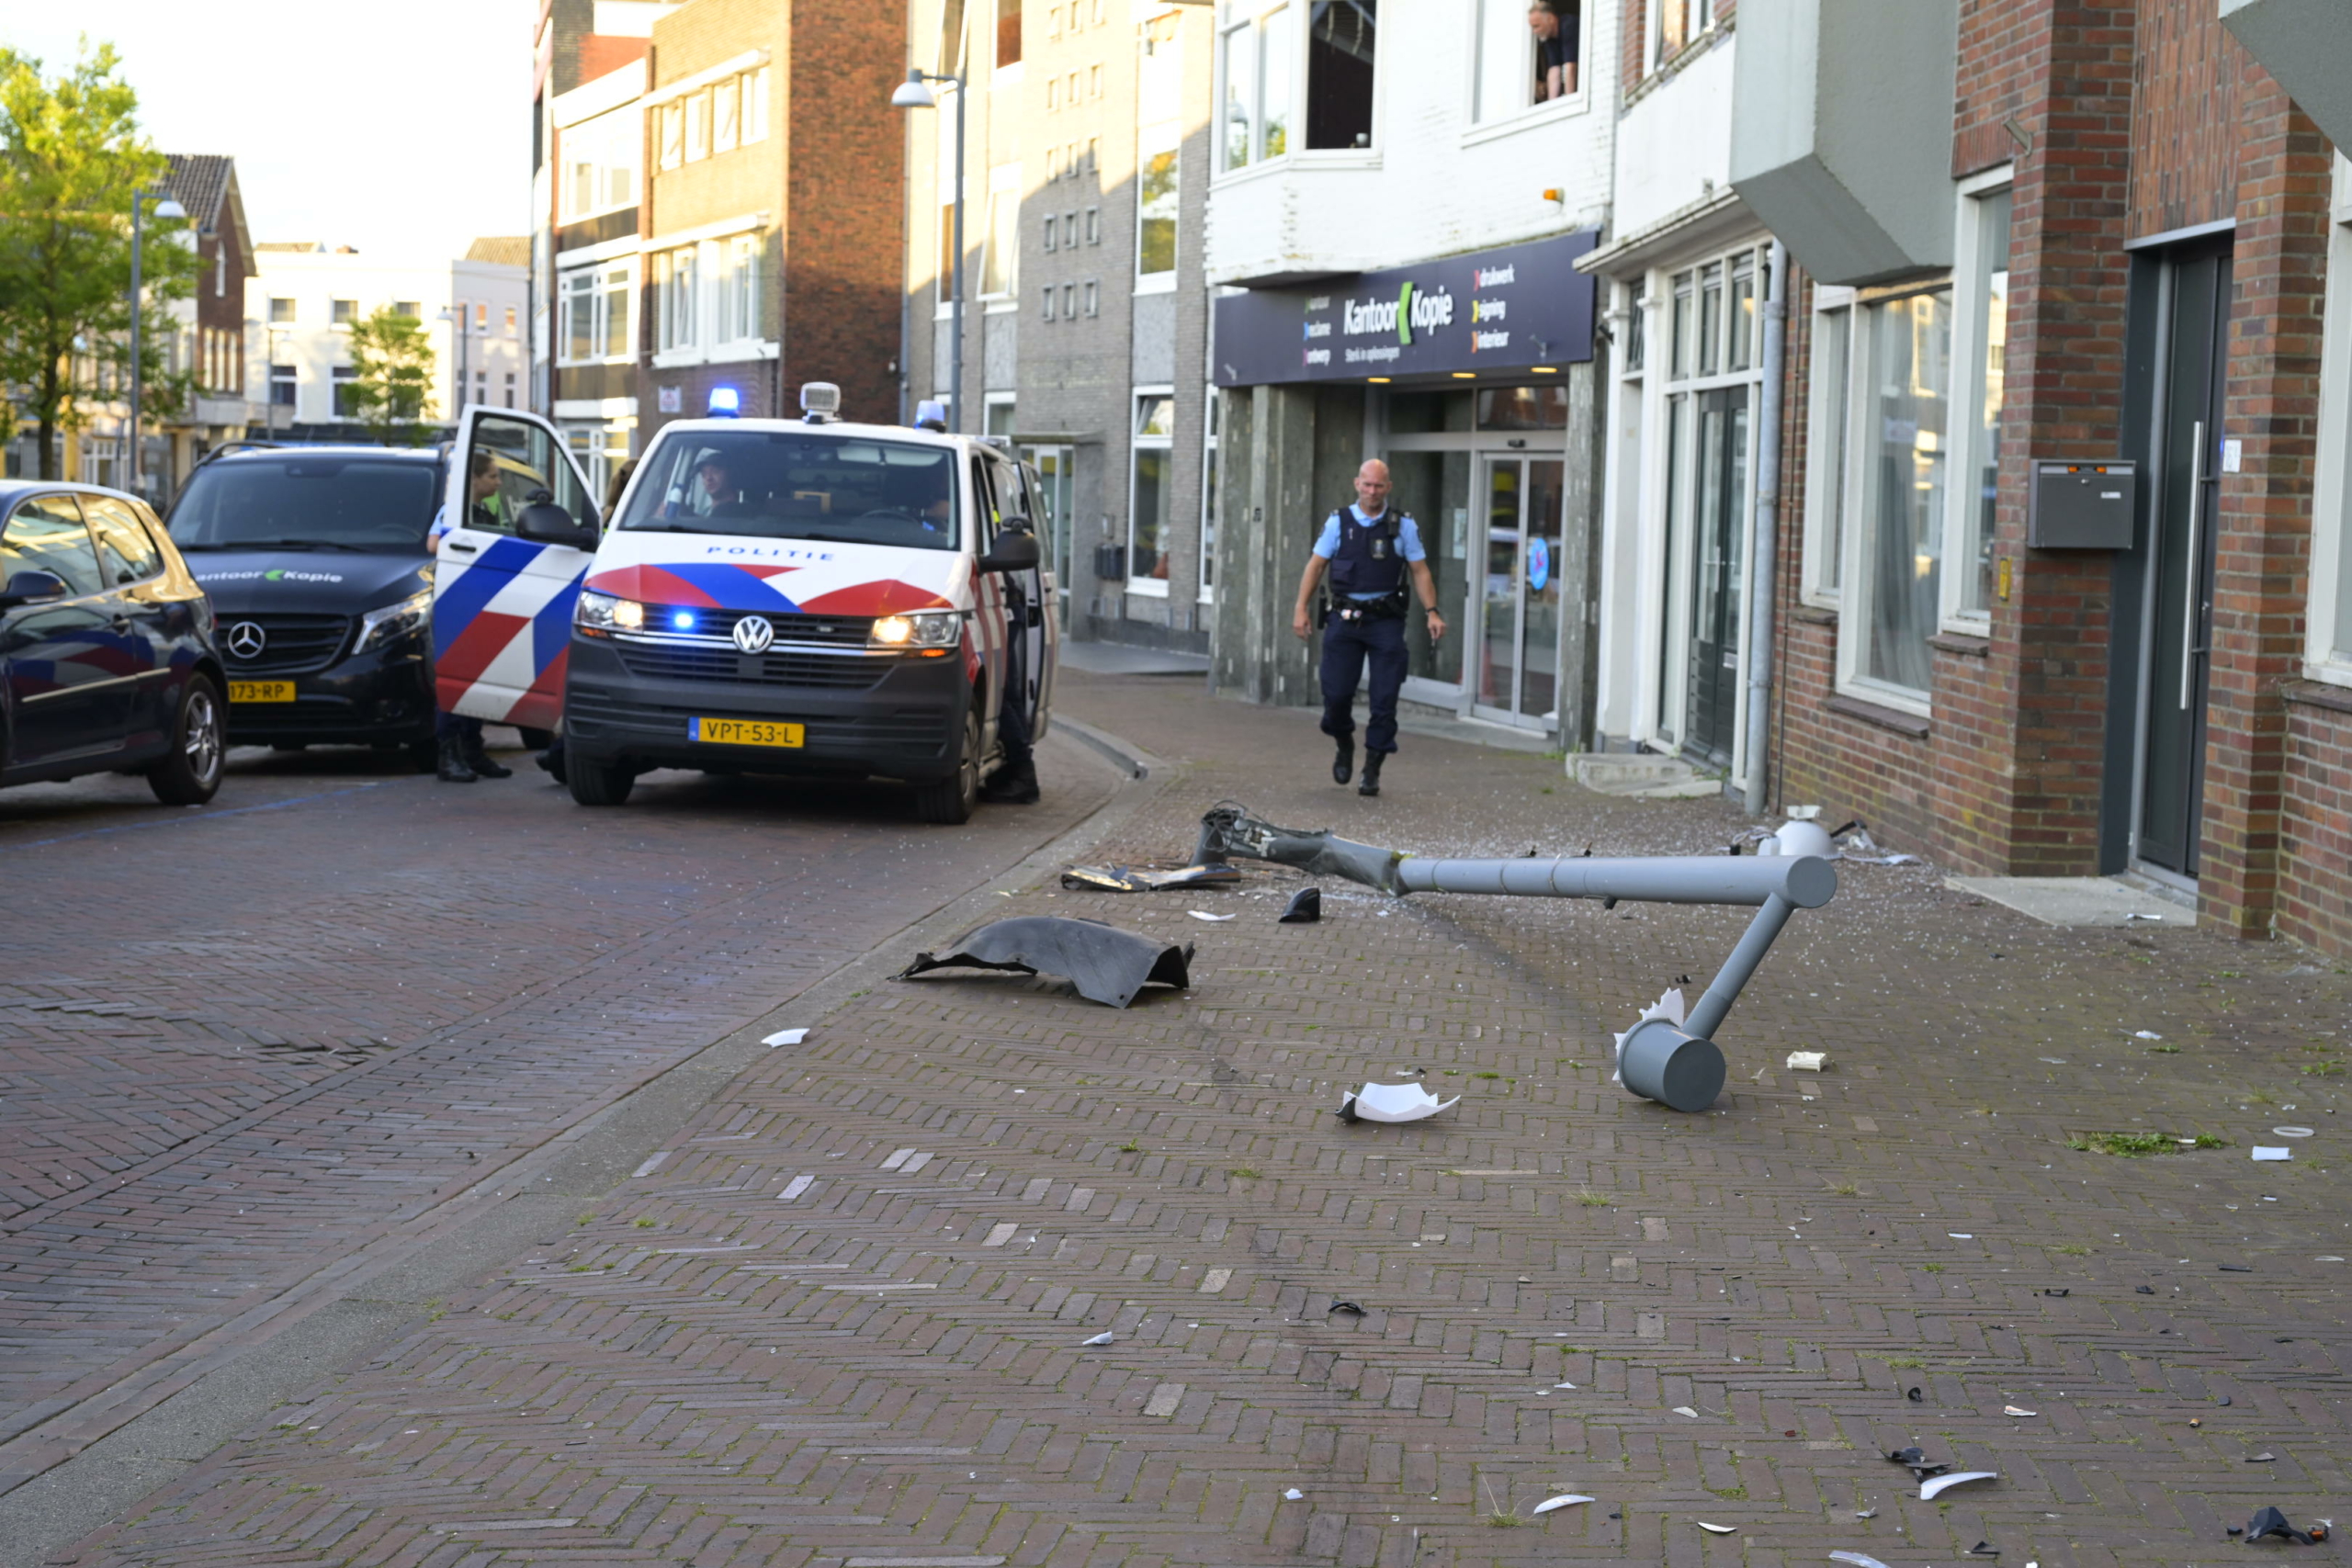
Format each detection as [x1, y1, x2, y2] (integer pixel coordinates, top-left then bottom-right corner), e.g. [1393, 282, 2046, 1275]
[568, 755, 635, 806]
[912, 705, 980, 825]
[149, 678, 225, 806]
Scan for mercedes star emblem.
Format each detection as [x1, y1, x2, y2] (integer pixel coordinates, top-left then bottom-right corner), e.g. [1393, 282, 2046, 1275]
[226, 621, 267, 659]
[731, 615, 775, 655]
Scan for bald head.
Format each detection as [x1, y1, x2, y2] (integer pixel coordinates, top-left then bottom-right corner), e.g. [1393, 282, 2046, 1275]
[1354, 460, 1391, 513]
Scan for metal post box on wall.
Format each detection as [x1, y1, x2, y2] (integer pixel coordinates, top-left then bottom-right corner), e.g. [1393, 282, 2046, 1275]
[2029, 460, 2137, 548]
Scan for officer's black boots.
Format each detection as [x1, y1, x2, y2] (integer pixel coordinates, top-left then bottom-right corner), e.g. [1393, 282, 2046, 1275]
[465, 739, 514, 779]
[1331, 736, 1354, 786]
[1358, 751, 1385, 797]
[435, 737, 479, 784]
[978, 760, 1040, 806]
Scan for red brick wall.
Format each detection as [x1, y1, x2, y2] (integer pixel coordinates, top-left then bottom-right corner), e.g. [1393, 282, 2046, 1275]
[2200, 70, 2331, 936]
[2130, 0, 2244, 237]
[1621, 0, 1647, 99]
[2278, 694, 2352, 952]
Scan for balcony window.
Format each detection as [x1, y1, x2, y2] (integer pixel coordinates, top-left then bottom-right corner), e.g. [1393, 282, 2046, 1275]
[1137, 128, 1179, 277]
[1654, 0, 1713, 69]
[1220, 3, 1293, 170]
[1306, 0, 1376, 150]
[1476, 0, 1579, 121]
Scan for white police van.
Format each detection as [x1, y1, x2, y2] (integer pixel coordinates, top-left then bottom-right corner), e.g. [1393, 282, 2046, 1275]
[429, 387, 1055, 822]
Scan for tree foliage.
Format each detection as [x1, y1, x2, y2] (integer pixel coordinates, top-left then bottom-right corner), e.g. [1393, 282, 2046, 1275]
[345, 306, 438, 446]
[0, 42, 198, 480]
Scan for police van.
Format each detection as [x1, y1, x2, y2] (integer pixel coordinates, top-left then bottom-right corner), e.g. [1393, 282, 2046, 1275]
[429, 388, 1055, 822]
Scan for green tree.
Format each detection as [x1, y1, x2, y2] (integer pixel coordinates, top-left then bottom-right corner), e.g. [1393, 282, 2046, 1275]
[0, 42, 198, 479]
[345, 305, 438, 446]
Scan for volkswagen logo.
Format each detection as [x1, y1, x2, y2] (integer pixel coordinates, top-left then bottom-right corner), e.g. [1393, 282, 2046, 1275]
[225, 621, 267, 660]
[731, 615, 775, 655]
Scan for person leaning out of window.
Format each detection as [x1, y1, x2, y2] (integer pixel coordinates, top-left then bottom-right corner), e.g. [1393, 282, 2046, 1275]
[1529, 3, 1578, 100]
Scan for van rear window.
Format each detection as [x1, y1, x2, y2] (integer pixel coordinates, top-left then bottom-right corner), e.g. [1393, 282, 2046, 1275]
[618, 431, 958, 551]
[167, 459, 439, 552]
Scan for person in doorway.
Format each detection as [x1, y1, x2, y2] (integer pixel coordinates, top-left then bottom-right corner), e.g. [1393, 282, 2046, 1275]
[1529, 2, 1579, 100]
[426, 451, 514, 784]
[1291, 459, 1446, 797]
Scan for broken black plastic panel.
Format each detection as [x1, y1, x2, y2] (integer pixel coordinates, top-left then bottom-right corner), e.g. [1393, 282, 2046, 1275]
[898, 917, 1193, 1010]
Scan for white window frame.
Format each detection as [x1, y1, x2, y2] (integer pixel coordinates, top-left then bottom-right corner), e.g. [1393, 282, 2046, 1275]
[1940, 164, 2015, 631]
[1802, 283, 1856, 609]
[556, 256, 639, 367]
[560, 105, 642, 223]
[649, 217, 775, 368]
[1126, 385, 1176, 597]
[1650, 0, 1717, 73]
[1465, 0, 1591, 139]
[1833, 277, 1956, 718]
[1135, 121, 1181, 291]
[2306, 152, 2352, 686]
[713, 232, 763, 349]
[1198, 386, 1220, 604]
[1216, 1, 1381, 180]
[978, 163, 1022, 305]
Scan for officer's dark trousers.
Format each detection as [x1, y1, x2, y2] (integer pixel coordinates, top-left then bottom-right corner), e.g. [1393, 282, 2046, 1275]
[1318, 613, 1408, 756]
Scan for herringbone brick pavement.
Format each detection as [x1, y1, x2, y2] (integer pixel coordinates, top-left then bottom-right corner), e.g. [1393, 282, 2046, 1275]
[48, 681, 2352, 1568]
[0, 743, 1114, 1503]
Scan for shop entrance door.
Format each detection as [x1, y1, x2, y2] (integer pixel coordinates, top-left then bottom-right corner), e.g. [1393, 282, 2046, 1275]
[1683, 387, 1748, 765]
[2135, 243, 2231, 879]
[1473, 457, 1566, 728]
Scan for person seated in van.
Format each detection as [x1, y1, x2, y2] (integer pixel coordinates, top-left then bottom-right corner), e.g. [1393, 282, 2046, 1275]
[695, 455, 758, 518]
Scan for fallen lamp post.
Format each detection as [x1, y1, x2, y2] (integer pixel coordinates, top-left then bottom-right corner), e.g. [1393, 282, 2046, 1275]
[1193, 806, 1838, 1112]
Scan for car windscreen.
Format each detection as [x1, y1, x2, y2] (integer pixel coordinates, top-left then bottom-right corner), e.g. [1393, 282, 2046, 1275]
[617, 431, 959, 551]
[166, 458, 440, 552]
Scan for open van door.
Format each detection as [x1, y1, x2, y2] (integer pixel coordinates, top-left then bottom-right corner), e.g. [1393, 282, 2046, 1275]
[433, 406, 600, 731]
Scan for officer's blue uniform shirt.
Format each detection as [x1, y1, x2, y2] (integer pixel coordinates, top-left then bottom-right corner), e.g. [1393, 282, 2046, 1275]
[1314, 505, 1426, 600]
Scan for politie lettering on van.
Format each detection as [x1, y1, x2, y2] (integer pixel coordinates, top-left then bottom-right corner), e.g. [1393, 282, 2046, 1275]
[426, 388, 1055, 823]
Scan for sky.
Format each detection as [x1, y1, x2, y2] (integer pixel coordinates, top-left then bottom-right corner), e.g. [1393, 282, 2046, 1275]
[9, 2, 538, 263]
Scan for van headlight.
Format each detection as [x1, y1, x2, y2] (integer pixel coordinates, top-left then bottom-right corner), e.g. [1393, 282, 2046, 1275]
[576, 590, 646, 636]
[868, 609, 963, 649]
[353, 589, 433, 653]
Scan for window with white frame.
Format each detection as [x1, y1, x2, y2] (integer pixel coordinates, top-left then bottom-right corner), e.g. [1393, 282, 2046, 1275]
[2310, 158, 2352, 683]
[562, 107, 640, 221]
[655, 244, 699, 352]
[1220, 2, 1294, 170]
[743, 67, 770, 141]
[659, 100, 684, 169]
[1129, 391, 1175, 588]
[1948, 173, 2014, 621]
[1136, 127, 1179, 279]
[979, 165, 1020, 298]
[1221, 1, 1381, 168]
[684, 89, 709, 161]
[1802, 288, 1854, 604]
[716, 233, 762, 344]
[1199, 389, 1219, 600]
[558, 262, 635, 365]
[1475, 0, 1581, 121]
[1305, 0, 1378, 148]
[1651, 0, 1713, 71]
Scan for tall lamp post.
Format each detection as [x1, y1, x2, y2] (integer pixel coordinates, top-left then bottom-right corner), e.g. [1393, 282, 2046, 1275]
[127, 189, 187, 499]
[892, 66, 965, 435]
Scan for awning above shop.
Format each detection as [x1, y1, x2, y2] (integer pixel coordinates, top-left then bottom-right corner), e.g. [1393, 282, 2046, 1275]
[1728, 0, 1960, 287]
[2222, 0, 2352, 153]
[1212, 230, 1599, 388]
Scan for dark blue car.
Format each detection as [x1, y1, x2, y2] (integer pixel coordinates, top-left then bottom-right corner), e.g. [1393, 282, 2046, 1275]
[0, 479, 227, 804]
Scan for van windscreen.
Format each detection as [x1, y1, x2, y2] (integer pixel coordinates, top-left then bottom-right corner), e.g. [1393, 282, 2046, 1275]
[618, 431, 958, 551]
[166, 459, 440, 551]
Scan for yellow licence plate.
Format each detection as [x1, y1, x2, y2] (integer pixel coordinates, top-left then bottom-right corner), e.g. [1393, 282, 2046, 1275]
[230, 681, 296, 704]
[691, 717, 804, 749]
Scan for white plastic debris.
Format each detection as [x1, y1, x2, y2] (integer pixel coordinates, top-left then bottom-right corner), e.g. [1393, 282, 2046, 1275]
[1530, 1495, 1595, 1515]
[1786, 1051, 1828, 1072]
[2133, 1030, 2163, 1041]
[1187, 910, 1237, 922]
[1283, 1488, 1304, 1501]
[2253, 1146, 2293, 1162]
[1671, 1405, 1701, 1418]
[1698, 1521, 1737, 1534]
[2004, 1405, 2038, 1417]
[1553, 1382, 1577, 1389]
[1920, 1471, 1998, 1501]
[2273, 1126, 2316, 1138]
[1081, 1332, 1114, 1347]
[1831, 1554, 1894, 1568]
[1949, 1232, 1974, 1239]
[1612, 987, 1687, 1083]
[1340, 1081, 1460, 1123]
[763, 1028, 808, 1046]
[1759, 820, 1836, 859]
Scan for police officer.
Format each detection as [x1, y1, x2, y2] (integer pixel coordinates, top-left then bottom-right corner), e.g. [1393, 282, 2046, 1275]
[425, 451, 514, 784]
[1291, 459, 1446, 796]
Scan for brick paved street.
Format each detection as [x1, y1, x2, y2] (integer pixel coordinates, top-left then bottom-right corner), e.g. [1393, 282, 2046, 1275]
[32, 679, 2352, 1568]
[0, 731, 1118, 1551]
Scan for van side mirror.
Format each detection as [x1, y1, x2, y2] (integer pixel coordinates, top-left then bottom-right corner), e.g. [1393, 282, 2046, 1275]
[515, 502, 597, 550]
[0, 570, 68, 609]
[976, 530, 1040, 574]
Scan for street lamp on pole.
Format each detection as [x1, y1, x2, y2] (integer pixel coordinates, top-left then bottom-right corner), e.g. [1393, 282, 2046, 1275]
[892, 67, 965, 436]
[127, 189, 187, 500]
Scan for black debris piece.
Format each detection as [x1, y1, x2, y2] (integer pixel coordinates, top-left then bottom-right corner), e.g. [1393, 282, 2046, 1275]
[1905, 1386, 1924, 1403]
[2246, 1453, 2278, 1463]
[1886, 1447, 1949, 1480]
[2221, 1397, 2233, 1406]
[2247, 1507, 2317, 1544]
[1967, 1542, 2000, 1557]
[899, 917, 1193, 1010]
[1059, 863, 1242, 893]
[2220, 1264, 2255, 1273]
[2276, 1337, 2295, 1343]
[2043, 1288, 2070, 1297]
[2136, 1285, 2155, 1294]
[2228, 1527, 2245, 1537]
[1280, 887, 1323, 924]
[1674, 974, 1693, 986]
[1329, 1301, 1366, 1315]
